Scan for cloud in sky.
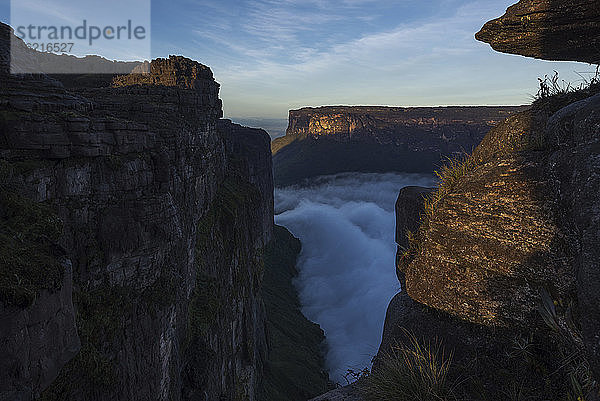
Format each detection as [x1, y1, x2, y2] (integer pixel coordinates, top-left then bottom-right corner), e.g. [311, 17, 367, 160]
[173, 0, 590, 118]
[0, 0, 594, 117]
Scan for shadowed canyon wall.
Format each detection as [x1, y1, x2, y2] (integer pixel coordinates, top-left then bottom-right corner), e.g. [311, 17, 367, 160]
[0, 23, 275, 401]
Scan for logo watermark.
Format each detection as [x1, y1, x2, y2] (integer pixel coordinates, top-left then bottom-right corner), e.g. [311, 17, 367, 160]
[10, 0, 151, 74]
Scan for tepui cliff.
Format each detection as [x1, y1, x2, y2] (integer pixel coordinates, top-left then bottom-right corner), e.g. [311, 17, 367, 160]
[273, 105, 527, 186]
[0, 22, 282, 401]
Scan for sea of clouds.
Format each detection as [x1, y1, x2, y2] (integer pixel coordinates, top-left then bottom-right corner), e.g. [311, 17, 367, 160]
[274, 172, 436, 383]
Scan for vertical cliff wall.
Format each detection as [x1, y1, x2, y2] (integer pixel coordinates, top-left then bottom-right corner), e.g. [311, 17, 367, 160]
[0, 24, 273, 401]
[258, 225, 331, 401]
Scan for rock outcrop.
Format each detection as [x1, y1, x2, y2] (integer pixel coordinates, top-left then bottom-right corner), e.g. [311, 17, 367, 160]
[382, 94, 600, 397]
[273, 106, 527, 186]
[475, 0, 600, 64]
[378, 1, 600, 396]
[400, 109, 576, 327]
[0, 24, 273, 401]
[396, 93, 600, 371]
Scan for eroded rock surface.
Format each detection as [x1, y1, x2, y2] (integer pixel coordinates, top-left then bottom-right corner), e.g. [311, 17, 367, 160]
[396, 93, 600, 380]
[399, 107, 575, 327]
[476, 0, 600, 63]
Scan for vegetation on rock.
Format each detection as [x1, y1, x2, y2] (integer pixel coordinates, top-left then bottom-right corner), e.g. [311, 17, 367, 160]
[258, 225, 332, 401]
[362, 332, 455, 401]
[0, 161, 64, 308]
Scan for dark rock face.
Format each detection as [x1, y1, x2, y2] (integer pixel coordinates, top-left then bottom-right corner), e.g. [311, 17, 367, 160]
[0, 24, 273, 401]
[0, 261, 80, 401]
[393, 186, 433, 286]
[378, 292, 510, 370]
[476, 0, 600, 64]
[273, 106, 527, 186]
[259, 226, 331, 401]
[544, 94, 600, 378]
[219, 119, 274, 244]
[395, 187, 433, 249]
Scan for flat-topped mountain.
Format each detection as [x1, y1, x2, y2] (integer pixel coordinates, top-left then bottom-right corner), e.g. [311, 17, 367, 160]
[272, 105, 528, 186]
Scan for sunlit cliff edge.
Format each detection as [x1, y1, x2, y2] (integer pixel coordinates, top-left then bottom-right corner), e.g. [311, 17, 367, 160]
[272, 106, 527, 187]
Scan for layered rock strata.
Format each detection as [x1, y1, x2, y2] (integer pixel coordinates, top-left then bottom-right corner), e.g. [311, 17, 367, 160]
[476, 0, 600, 64]
[0, 24, 273, 401]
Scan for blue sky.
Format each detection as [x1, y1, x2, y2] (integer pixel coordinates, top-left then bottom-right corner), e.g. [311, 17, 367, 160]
[1, 0, 593, 118]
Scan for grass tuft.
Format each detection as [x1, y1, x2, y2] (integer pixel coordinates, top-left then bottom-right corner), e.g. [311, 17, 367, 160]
[538, 289, 598, 400]
[362, 332, 456, 401]
[423, 155, 476, 223]
[533, 67, 600, 115]
[400, 155, 477, 263]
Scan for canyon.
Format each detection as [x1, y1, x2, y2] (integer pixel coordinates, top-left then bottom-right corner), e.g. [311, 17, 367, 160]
[0, 22, 328, 401]
[1, 0, 600, 399]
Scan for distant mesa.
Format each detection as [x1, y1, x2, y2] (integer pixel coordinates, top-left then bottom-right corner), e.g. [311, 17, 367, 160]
[272, 105, 528, 186]
[476, 0, 600, 64]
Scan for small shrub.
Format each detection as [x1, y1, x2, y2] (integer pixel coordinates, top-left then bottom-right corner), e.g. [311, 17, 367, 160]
[362, 332, 455, 401]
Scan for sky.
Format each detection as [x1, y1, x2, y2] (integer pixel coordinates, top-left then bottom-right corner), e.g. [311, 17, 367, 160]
[0, 0, 594, 118]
